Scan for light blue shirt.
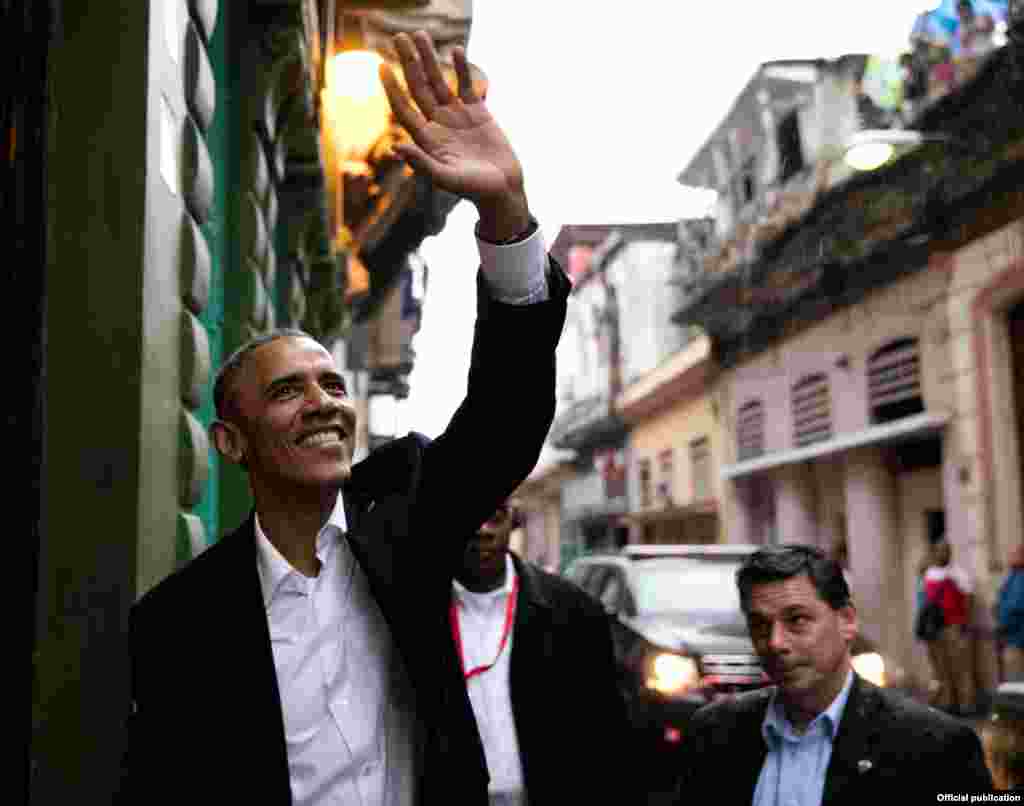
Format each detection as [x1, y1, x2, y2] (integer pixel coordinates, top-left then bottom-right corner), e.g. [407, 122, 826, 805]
[752, 670, 855, 806]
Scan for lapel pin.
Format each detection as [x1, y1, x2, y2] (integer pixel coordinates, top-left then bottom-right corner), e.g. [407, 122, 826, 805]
[857, 759, 873, 774]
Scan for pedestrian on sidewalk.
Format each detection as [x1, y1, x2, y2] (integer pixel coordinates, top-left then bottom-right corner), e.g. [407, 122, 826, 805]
[118, 30, 570, 806]
[450, 500, 630, 805]
[925, 538, 980, 716]
[675, 544, 992, 803]
[997, 544, 1024, 682]
[914, 553, 946, 706]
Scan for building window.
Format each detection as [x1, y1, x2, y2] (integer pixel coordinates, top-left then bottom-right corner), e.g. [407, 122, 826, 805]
[776, 109, 805, 184]
[792, 373, 832, 447]
[690, 437, 711, 502]
[736, 399, 765, 460]
[868, 337, 923, 424]
[597, 448, 627, 500]
[638, 458, 652, 509]
[734, 157, 757, 206]
[657, 449, 674, 505]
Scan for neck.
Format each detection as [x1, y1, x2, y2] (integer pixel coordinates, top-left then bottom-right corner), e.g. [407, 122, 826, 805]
[782, 663, 850, 733]
[253, 483, 339, 578]
[456, 559, 509, 594]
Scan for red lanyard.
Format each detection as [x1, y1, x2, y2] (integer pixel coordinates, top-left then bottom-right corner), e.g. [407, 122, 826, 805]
[450, 575, 519, 681]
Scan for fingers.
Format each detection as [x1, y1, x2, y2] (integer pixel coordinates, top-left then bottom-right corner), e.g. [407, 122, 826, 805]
[393, 32, 439, 119]
[392, 141, 459, 188]
[391, 142, 433, 174]
[413, 30, 454, 108]
[380, 61, 428, 142]
[453, 46, 479, 104]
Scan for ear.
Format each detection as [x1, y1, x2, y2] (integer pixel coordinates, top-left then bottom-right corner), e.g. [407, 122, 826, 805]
[838, 602, 858, 644]
[210, 419, 248, 468]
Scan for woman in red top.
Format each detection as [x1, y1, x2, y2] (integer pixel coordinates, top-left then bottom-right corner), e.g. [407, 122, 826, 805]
[924, 539, 979, 716]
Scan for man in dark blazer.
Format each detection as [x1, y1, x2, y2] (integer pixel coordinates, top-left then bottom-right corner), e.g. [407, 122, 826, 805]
[676, 544, 992, 804]
[449, 501, 630, 805]
[118, 32, 569, 806]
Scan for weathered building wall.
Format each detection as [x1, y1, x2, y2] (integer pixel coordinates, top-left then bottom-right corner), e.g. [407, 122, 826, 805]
[716, 261, 961, 691]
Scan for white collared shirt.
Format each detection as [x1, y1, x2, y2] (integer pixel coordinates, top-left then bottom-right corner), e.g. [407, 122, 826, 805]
[451, 555, 527, 806]
[255, 495, 417, 806]
[477, 220, 549, 304]
[253, 227, 547, 805]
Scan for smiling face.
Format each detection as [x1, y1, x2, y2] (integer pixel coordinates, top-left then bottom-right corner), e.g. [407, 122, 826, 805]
[745, 573, 857, 718]
[215, 336, 358, 493]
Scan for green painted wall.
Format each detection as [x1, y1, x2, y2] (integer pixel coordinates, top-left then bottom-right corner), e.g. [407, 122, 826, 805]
[191, 1, 227, 545]
[216, 0, 256, 537]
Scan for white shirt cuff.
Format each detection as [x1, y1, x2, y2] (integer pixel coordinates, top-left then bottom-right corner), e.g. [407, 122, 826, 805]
[476, 222, 549, 305]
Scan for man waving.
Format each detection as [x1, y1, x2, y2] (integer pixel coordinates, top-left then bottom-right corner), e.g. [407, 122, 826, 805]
[119, 31, 569, 806]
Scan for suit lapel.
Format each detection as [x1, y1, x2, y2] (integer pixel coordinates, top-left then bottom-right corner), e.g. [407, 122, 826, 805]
[507, 556, 553, 796]
[343, 484, 362, 536]
[509, 554, 553, 666]
[210, 518, 292, 799]
[509, 557, 555, 710]
[738, 692, 773, 799]
[510, 554, 551, 627]
[822, 674, 881, 804]
[342, 460, 414, 611]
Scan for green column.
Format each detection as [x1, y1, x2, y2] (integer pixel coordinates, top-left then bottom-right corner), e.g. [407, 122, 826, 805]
[215, 0, 255, 537]
[194, 0, 229, 544]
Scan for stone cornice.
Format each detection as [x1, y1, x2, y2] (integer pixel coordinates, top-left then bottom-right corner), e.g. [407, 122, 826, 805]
[617, 339, 714, 424]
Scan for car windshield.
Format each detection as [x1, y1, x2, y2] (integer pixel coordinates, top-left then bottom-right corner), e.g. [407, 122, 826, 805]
[631, 559, 743, 615]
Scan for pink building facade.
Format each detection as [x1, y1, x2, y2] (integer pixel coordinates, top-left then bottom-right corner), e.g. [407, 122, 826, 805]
[716, 217, 1024, 696]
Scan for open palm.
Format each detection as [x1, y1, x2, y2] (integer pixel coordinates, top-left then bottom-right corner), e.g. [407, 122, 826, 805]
[381, 33, 524, 208]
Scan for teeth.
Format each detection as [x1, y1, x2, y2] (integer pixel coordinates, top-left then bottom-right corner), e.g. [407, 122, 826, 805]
[300, 430, 341, 447]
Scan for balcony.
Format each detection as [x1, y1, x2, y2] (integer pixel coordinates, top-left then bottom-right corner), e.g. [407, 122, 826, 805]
[673, 3, 1013, 316]
[548, 395, 627, 453]
[672, 13, 1024, 368]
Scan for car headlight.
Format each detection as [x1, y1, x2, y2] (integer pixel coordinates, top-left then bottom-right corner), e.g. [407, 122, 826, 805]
[851, 652, 886, 687]
[645, 653, 700, 695]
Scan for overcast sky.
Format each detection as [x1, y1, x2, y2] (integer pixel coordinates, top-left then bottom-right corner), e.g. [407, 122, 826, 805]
[399, 0, 932, 439]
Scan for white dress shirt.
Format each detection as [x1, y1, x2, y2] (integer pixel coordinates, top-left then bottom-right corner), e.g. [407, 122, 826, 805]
[255, 225, 547, 806]
[451, 555, 527, 806]
[256, 496, 417, 806]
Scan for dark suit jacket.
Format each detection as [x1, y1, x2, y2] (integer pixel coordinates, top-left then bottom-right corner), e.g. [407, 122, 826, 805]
[503, 554, 631, 805]
[117, 262, 569, 806]
[676, 672, 993, 803]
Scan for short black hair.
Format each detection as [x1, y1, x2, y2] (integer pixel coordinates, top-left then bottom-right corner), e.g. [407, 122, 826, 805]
[736, 544, 851, 613]
[213, 328, 320, 421]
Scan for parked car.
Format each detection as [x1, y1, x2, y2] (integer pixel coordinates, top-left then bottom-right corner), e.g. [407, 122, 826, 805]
[564, 544, 896, 789]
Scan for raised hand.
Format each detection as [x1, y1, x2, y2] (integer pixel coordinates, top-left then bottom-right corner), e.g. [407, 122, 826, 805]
[380, 31, 530, 242]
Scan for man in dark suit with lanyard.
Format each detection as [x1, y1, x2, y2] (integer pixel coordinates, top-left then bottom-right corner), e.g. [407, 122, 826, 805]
[118, 31, 569, 806]
[450, 500, 630, 805]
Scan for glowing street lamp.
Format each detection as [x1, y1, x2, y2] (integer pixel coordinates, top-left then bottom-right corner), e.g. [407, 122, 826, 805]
[319, 45, 487, 250]
[842, 129, 932, 172]
[321, 49, 397, 176]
